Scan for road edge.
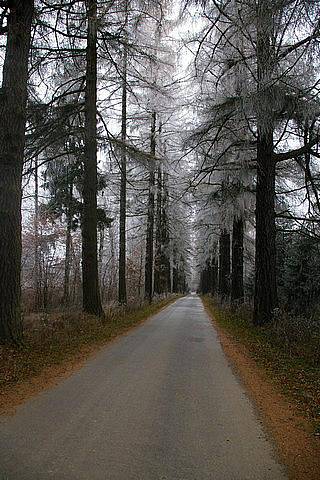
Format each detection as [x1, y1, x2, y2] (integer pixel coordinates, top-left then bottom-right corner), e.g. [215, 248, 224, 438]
[0, 295, 183, 416]
[202, 297, 320, 480]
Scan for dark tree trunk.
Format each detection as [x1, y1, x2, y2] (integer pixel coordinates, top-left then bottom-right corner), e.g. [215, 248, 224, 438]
[63, 179, 73, 306]
[154, 167, 170, 295]
[154, 166, 162, 295]
[138, 245, 143, 300]
[200, 258, 217, 295]
[144, 111, 156, 303]
[172, 252, 186, 294]
[210, 256, 218, 296]
[231, 216, 244, 303]
[0, 1, 34, 344]
[82, 0, 103, 317]
[172, 263, 178, 292]
[98, 224, 104, 281]
[200, 263, 210, 294]
[253, 1, 277, 325]
[118, 5, 128, 305]
[162, 173, 171, 293]
[63, 220, 72, 306]
[34, 156, 42, 311]
[254, 135, 277, 324]
[218, 229, 230, 300]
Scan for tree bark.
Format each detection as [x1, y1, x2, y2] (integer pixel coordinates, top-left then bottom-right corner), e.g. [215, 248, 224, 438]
[254, 135, 277, 324]
[63, 178, 73, 306]
[144, 112, 156, 303]
[82, 0, 103, 317]
[0, 1, 34, 343]
[154, 166, 162, 294]
[118, 13, 128, 305]
[154, 167, 170, 295]
[34, 156, 43, 311]
[172, 252, 186, 294]
[253, 0, 278, 325]
[231, 216, 244, 303]
[210, 255, 218, 296]
[218, 229, 230, 300]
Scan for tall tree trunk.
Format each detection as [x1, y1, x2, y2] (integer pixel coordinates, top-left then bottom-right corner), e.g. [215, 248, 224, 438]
[162, 172, 170, 293]
[200, 262, 210, 294]
[71, 243, 81, 305]
[63, 178, 73, 306]
[154, 165, 162, 294]
[170, 249, 174, 293]
[82, 0, 103, 317]
[99, 224, 108, 302]
[210, 255, 218, 296]
[0, 1, 34, 343]
[254, 136, 277, 324]
[63, 221, 72, 306]
[144, 111, 156, 303]
[253, 1, 277, 325]
[172, 252, 186, 293]
[218, 229, 230, 300]
[138, 245, 143, 300]
[110, 224, 116, 301]
[231, 216, 244, 302]
[154, 167, 170, 295]
[172, 260, 178, 293]
[98, 224, 105, 278]
[118, 12, 128, 305]
[34, 156, 43, 310]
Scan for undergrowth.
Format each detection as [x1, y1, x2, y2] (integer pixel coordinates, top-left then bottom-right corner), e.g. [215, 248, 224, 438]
[202, 296, 320, 433]
[0, 295, 181, 391]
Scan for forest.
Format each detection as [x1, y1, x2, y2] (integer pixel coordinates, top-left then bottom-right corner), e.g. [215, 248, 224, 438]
[1, 1, 320, 478]
[0, 0, 320, 349]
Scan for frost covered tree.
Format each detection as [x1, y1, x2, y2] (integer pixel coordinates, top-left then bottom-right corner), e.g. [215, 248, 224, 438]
[186, 0, 320, 322]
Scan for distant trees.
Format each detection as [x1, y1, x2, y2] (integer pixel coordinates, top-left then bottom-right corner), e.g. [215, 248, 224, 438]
[277, 229, 320, 315]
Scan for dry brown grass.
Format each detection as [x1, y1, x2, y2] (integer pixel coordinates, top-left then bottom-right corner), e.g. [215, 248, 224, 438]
[203, 296, 320, 480]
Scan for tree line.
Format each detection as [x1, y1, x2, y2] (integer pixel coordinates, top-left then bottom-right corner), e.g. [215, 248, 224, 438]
[1, 0, 320, 345]
[0, 0, 189, 344]
[191, 0, 320, 324]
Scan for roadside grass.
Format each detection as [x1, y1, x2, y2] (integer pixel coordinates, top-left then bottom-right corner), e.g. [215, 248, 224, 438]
[202, 296, 320, 433]
[0, 295, 181, 393]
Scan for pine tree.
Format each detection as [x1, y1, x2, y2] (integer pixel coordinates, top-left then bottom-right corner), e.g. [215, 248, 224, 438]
[82, 0, 104, 317]
[0, 1, 34, 343]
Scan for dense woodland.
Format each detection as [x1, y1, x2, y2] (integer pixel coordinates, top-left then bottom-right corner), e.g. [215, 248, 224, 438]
[0, 0, 320, 344]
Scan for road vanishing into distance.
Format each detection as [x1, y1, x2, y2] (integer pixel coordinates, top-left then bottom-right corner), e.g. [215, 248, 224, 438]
[0, 295, 287, 480]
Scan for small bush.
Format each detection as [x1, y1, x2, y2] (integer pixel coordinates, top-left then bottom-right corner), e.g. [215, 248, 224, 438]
[271, 309, 320, 366]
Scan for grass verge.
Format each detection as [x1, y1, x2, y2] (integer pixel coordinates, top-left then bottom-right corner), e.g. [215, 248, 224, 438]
[202, 295, 320, 480]
[0, 295, 181, 413]
[202, 296, 320, 433]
